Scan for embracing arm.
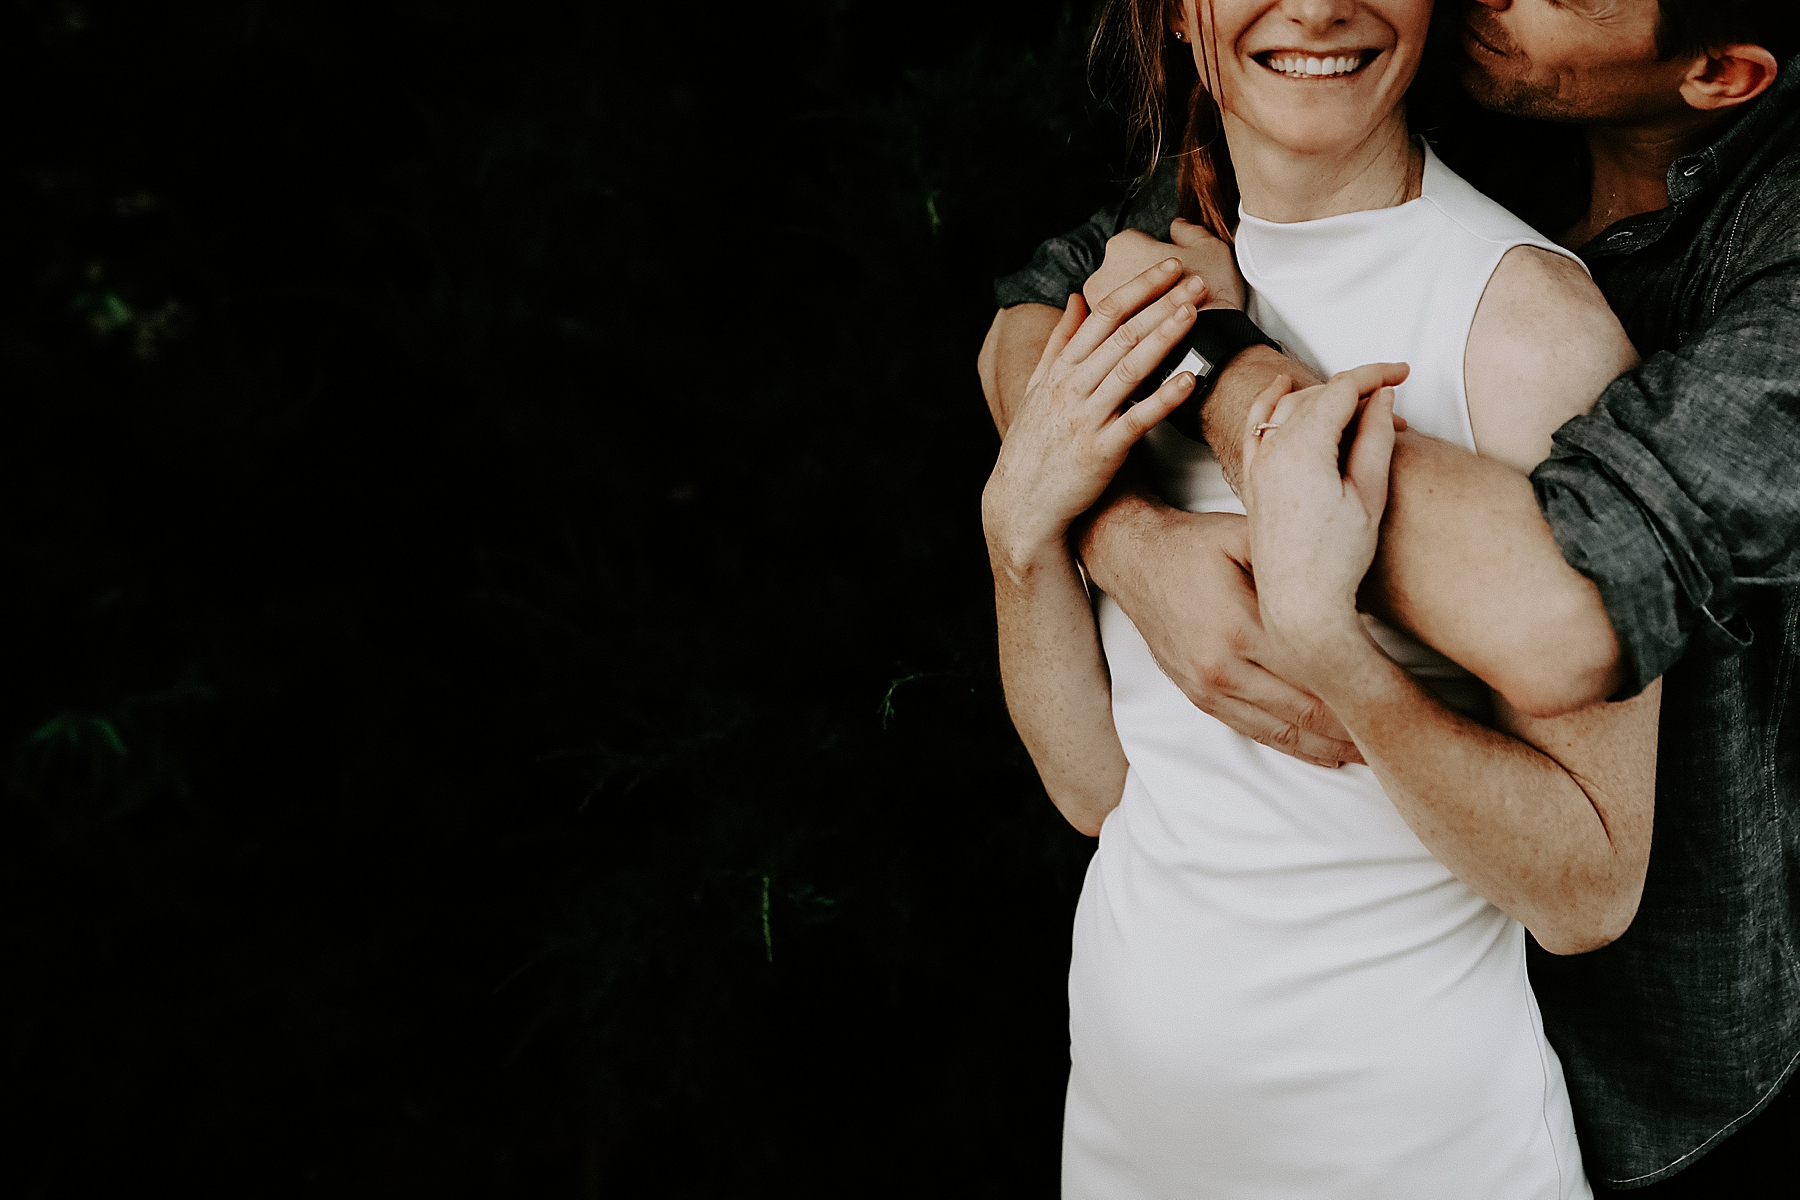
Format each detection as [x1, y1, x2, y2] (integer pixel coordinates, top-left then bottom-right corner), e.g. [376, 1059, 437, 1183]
[1534, 252, 1800, 692]
[1238, 378, 1661, 954]
[1232, 249, 1659, 949]
[1295, 610, 1660, 954]
[1203, 249, 1638, 716]
[984, 273, 1208, 834]
[981, 227, 1367, 764]
[980, 303, 1064, 435]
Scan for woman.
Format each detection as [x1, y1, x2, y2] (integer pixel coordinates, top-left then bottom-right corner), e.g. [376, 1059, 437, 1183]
[982, 1, 1662, 1195]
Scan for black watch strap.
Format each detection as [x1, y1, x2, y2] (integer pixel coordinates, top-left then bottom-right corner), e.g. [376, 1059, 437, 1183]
[1131, 307, 1282, 443]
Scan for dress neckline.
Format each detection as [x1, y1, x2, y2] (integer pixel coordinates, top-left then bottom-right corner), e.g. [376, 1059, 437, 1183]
[1237, 139, 1445, 233]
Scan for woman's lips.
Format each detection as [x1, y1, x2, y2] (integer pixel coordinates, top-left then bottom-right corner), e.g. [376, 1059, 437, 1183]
[1254, 50, 1378, 80]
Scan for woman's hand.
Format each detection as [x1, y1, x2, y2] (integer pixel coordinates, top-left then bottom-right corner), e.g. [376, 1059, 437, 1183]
[982, 261, 1210, 570]
[1237, 364, 1407, 686]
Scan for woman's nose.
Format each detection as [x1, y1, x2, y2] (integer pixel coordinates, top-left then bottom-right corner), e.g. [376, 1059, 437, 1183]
[1281, 0, 1356, 30]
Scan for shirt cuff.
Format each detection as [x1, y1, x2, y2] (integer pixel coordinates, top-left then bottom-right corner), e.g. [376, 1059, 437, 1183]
[1532, 409, 1750, 698]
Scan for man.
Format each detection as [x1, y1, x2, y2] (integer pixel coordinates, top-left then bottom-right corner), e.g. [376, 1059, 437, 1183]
[980, 1, 1799, 1192]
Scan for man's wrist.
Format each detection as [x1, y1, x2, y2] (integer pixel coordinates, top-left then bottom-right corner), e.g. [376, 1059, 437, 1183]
[1202, 345, 1315, 483]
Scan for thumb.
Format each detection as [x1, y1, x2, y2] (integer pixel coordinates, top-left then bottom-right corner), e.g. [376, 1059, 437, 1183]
[1168, 218, 1216, 247]
[1345, 387, 1398, 519]
[1028, 295, 1086, 392]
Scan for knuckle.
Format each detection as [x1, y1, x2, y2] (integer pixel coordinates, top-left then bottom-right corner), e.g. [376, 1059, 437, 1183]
[1263, 724, 1303, 751]
[1224, 623, 1258, 655]
[1294, 697, 1333, 732]
[1194, 657, 1235, 694]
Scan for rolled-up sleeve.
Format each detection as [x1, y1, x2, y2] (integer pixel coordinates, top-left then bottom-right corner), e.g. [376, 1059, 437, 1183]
[1533, 261, 1800, 696]
[993, 161, 1181, 310]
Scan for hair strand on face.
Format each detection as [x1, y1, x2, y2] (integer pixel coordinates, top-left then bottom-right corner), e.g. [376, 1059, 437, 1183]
[1091, 0, 1239, 242]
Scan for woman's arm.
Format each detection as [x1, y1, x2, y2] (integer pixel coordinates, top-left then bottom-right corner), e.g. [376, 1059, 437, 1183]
[1295, 624, 1660, 954]
[987, 520, 1127, 837]
[982, 266, 1210, 834]
[1239, 377, 1661, 953]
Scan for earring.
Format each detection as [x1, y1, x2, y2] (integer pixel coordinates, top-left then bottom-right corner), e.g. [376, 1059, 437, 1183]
[1174, 31, 1185, 41]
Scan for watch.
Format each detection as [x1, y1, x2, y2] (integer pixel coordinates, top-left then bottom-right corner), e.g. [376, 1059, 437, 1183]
[1130, 307, 1282, 442]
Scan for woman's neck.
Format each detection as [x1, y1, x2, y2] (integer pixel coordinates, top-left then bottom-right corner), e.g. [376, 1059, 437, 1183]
[1225, 110, 1421, 224]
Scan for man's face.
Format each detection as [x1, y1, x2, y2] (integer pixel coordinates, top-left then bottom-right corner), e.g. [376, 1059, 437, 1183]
[1457, 0, 1693, 123]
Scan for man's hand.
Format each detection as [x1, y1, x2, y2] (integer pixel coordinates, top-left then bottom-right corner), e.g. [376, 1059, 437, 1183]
[1078, 499, 1363, 767]
[1084, 220, 1246, 314]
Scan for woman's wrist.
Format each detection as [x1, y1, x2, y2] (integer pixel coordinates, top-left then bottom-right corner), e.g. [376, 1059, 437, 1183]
[1265, 607, 1383, 696]
[985, 525, 1076, 590]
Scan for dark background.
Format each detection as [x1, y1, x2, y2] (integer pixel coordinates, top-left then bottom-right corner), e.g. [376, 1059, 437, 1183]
[4, 0, 1139, 1194]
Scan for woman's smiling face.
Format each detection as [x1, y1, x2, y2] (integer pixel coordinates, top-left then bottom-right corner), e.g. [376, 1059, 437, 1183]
[1180, 0, 1433, 157]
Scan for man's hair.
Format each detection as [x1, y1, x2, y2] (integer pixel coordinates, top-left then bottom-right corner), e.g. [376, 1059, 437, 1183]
[1656, 1, 1800, 64]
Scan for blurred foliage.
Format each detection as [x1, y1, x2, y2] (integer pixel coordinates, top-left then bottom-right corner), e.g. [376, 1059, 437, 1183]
[3, 1, 1134, 1195]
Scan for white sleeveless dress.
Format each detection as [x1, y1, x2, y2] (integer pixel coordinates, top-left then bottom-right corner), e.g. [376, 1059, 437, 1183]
[1062, 143, 1594, 1199]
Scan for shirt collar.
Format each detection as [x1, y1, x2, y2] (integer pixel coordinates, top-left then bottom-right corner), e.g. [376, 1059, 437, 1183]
[1665, 51, 1800, 207]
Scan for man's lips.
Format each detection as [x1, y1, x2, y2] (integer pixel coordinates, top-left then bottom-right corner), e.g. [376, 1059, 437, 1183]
[1463, 19, 1506, 58]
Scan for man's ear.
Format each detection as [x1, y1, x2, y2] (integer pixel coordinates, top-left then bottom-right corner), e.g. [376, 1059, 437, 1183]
[1680, 44, 1780, 113]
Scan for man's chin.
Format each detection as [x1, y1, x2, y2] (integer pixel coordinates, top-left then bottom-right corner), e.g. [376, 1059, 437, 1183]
[1458, 57, 1576, 122]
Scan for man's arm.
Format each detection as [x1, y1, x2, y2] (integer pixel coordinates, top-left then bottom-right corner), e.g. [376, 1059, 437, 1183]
[1234, 373, 1662, 954]
[988, 227, 1627, 721]
[979, 304, 1063, 436]
[1200, 361, 1627, 716]
[1534, 256, 1800, 694]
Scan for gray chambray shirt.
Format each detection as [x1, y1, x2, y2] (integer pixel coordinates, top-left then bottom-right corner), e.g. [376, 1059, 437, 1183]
[995, 62, 1800, 1188]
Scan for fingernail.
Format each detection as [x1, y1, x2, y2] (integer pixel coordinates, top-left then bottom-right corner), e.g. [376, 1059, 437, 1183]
[1160, 258, 1181, 274]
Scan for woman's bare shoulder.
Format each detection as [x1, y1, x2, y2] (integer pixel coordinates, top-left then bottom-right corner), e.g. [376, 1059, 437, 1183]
[1464, 245, 1639, 475]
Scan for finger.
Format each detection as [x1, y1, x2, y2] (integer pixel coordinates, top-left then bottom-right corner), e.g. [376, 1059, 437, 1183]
[1084, 288, 1207, 406]
[1393, 413, 1408, 432]
[1267, 379, 1325, 429]
[1278, 372, 1369, 462]
[1239, 374, 1288, 481]
[1231, 650, 1363, 755]
[1327, 361, 1410, 396]
[1107, 369, 1196, 451]
[1345, 386, 1398, 516]
[1072, 273, 1209, 397]
[1167, 218, 1214, 247]
[1200, 691, 1362, 767]
[1063, 258, 1184, 364]
[1026, 296, 1088, 395]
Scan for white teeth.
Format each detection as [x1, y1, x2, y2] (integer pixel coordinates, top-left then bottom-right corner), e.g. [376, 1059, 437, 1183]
[1267, 52, 1360, 78]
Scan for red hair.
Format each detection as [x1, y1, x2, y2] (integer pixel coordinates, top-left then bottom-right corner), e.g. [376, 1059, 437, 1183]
[1091, 0, 1239, 241]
